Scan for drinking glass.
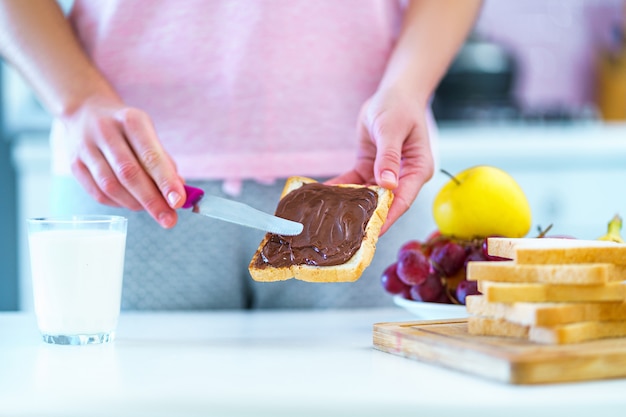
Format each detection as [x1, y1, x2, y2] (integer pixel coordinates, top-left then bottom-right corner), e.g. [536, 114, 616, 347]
[27, 215, 127, 345]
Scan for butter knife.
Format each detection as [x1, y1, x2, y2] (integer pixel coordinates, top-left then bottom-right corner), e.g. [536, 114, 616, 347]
[182, 185, 303, 236]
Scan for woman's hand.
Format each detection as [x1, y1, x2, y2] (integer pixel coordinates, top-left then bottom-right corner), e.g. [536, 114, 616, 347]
[331, 0, 482, 235]
[63, 95, 186, 228]
[0, 1, 186, 228]
[329, 88, 434, 235]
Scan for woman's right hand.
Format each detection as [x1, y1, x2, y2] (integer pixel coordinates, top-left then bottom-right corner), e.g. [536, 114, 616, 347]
[0, 2, 186, 228]
[63, 95, 186, 228]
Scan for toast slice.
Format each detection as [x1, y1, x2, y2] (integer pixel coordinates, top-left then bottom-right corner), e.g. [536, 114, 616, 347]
[468, 315, 626, 344]
[248, 176, 393, 283]
[467, 261, 626, 285]
[466, 295, 626, 326]
[477, 280, 626, 303]
[486, 237, 626, 265]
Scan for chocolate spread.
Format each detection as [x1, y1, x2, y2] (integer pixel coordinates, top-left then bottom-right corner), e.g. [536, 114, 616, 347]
[254, 183, 379, 268]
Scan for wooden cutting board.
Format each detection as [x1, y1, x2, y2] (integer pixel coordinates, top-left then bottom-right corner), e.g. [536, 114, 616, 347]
[373, 319, 626, 385]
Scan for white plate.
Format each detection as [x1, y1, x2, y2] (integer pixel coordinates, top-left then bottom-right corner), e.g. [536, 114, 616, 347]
[393, 295, 469, 320]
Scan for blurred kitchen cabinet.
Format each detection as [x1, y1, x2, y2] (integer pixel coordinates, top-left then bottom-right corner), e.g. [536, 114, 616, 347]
[11, 134, 51, 311]
[0, 62, 19, 311]
[0, 138, 18, 311]
[2, 60, 53, 311]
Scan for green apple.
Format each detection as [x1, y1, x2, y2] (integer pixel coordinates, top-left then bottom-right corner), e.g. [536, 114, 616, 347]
[432, 165, 532, 240]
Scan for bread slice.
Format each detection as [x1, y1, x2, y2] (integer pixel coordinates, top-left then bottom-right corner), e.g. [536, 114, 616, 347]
[248, 176, 393, 283]
[466, 295, 626, 326]
[467, 261, 626, 285]
[477, 280, 626, 303]
[468, 315, 626, 344]
[468, 316, 529, 340]
[486, 237, 626, 265]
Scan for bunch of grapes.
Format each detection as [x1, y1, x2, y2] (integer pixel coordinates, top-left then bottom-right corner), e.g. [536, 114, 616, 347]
[380, 231, 508, 305]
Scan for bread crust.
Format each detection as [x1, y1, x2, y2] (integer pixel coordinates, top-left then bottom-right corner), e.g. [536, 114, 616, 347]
[469, 315, 626, 344]
[248, 176, 393, 283]
[486, 237, 626, 265]
[478, 280, 626, 303]
[467, 261, 626, 285]
[466, 295, 626, 326]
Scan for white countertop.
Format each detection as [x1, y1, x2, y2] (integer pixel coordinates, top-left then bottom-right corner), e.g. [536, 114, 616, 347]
[2, 308, 626, 417]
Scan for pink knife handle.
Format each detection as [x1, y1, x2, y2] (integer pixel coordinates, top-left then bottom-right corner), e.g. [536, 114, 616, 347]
[182, 185, 205, 209]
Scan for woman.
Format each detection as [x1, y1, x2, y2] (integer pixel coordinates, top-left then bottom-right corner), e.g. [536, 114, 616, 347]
[0, 0, 482, 309]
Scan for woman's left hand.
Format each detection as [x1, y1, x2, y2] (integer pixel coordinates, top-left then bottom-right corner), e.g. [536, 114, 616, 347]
[329, 88, 434, 235]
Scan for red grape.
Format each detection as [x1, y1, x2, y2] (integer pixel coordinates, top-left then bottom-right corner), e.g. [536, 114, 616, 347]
[400, 285, 414, 300]
[434, 290, 452, 304]
[398, 240, 423, 257]
[430, 241, 467, 277]
[409, 272, 444, 302]
[423, 231, 448, 257]
[464, 246, 486, 266]
[387, 232, 508, 304]
[396, 249, 430, 286]
[455, 279, 480, 305]
[380, 263, 407, 295]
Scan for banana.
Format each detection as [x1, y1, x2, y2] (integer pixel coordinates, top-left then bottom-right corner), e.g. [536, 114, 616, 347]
[597, 214, 625, 243]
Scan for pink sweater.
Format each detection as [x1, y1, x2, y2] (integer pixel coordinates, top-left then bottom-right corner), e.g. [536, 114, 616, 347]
[51, 0, 406, 188]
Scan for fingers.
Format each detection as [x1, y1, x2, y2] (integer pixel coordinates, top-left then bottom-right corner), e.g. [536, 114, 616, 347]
[116, 108, 185, 209]
[96, 108, 183, 228]
[71, 127, 143, 210]
[381, 125, 435, 235]
[71, 158, 122, 208]
[365, 109, 407, 190]
[360, 100, 435, 234]
[325, 172, 362, 186]
[68, 103, 185, 229]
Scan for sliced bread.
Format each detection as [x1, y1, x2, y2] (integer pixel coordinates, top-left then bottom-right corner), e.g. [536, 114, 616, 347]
[248, 176, 393, 283]
[466, 261, 626, 285]
[486, 237, 626, 265]
[469, 315, 626, 344]
[477, 280, 626, 303]
[466, 295, 626, 326]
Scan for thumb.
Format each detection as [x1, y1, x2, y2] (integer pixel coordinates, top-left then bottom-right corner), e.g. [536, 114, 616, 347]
[367, 112, 408, 190]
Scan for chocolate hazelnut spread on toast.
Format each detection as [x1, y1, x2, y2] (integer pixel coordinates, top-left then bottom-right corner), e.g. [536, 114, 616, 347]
[254, 183, 379, 268]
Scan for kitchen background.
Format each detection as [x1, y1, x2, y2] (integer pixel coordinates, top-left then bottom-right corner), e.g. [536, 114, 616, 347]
[1, 0, 626, 311]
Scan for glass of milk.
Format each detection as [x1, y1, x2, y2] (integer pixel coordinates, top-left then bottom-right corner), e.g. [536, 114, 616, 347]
[27, 215, 127, 345]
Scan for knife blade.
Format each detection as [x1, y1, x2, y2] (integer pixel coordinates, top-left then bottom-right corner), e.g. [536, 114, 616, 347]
[182, 185, 303, 236]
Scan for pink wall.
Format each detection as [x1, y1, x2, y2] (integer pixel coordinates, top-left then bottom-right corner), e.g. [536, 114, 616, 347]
[474, 0, 624, 111]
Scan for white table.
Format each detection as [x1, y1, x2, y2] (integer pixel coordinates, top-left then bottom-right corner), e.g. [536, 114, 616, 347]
[2, 308, 626, 417]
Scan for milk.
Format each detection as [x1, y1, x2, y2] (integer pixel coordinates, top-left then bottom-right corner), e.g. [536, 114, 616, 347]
[28, 229, 126, 335]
